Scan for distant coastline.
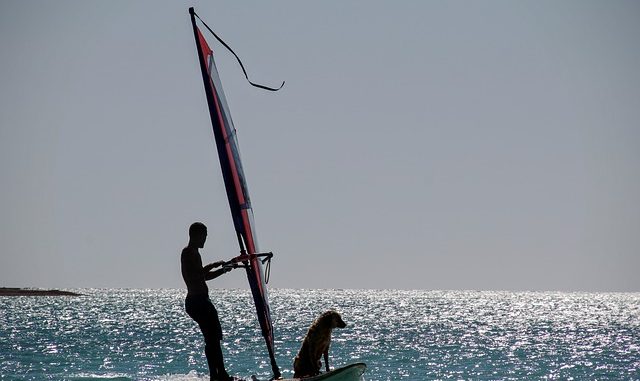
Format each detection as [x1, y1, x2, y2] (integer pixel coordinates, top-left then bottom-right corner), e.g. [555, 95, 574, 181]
[0, 287, 82, 296]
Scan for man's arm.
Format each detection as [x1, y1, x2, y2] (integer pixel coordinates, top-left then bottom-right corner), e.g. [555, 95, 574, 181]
[203, 260, 231, 280]
[204, 266, 231, 280]
[203, 260, 225, 273]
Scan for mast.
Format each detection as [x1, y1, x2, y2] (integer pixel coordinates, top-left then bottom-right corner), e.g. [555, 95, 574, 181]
[189, 8, 281, 379]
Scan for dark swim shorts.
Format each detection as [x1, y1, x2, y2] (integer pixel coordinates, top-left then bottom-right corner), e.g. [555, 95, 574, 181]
[185, 294, 223, 341]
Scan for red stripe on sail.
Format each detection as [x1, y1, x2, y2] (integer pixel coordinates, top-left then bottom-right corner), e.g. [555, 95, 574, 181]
[197, 29, 212, 59]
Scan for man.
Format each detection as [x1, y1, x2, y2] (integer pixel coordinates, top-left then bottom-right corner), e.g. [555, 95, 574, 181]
[181, 222, 234, 381]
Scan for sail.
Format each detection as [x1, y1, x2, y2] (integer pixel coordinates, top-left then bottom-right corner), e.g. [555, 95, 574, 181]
[189, 8, 280, 379]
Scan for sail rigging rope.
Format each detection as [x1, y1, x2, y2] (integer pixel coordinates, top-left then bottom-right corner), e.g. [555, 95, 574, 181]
[264, 255, 272, 284]
[192, 11, 285, 92]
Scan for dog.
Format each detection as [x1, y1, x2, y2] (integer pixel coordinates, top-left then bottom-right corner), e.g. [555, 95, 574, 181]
[293, 310, 347, 378]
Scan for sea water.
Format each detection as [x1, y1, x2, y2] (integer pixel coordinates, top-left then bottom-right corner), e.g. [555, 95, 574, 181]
[1, 289, 639, 380]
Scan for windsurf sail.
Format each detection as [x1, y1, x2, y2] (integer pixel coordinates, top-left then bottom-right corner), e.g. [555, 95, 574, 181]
[189, 8, 281, 379]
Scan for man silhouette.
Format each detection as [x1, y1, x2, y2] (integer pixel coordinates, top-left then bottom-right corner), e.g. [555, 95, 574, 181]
[181, 222, 234, 381]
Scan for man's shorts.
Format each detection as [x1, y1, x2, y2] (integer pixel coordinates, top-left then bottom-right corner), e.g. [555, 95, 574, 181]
[185, 294, 223, 341]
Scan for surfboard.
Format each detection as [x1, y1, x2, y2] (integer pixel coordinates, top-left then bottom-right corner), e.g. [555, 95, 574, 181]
[286, 363, 367, 381]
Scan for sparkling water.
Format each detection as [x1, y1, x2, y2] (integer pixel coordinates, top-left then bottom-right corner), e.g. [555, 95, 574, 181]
[1, 289, 639, 380]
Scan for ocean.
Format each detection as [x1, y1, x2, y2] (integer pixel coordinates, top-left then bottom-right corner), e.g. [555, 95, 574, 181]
[1, 289, 638, 380]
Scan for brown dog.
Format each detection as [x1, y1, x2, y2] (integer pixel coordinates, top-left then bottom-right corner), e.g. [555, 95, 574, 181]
[293, 310, 347, 378]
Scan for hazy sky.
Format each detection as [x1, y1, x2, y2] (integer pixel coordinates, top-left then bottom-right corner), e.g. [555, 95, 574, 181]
[1, 1, 639, 292]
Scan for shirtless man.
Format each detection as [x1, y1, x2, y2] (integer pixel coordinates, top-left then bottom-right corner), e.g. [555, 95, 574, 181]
[181, 222, 234, 381]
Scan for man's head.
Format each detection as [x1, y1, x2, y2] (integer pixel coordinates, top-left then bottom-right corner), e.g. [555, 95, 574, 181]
[189, 222, 207, 248]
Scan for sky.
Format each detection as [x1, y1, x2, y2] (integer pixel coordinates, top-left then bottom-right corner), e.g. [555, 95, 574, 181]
[1, 1, 639, 292]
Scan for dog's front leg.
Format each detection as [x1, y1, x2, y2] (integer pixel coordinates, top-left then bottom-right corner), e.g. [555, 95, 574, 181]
[323, 349, 330, 372]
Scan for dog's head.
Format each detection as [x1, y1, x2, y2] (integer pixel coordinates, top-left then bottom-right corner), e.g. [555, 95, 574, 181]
[321, 310, 346, 329]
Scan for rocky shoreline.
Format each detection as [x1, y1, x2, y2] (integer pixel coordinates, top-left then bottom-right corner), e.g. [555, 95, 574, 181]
[0, 287, 82, 296]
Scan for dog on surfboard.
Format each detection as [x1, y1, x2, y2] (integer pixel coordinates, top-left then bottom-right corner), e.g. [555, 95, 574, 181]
[293, 310, 347, 378]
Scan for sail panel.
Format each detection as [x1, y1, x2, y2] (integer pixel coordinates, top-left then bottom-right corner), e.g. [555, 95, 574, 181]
[190, 13, 279, 377]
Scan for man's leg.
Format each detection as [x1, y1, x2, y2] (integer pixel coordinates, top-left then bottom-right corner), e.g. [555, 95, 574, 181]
[205, 339, 230, 381]
[186, 298, 228, 381]
[199, 323, 226, 380]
